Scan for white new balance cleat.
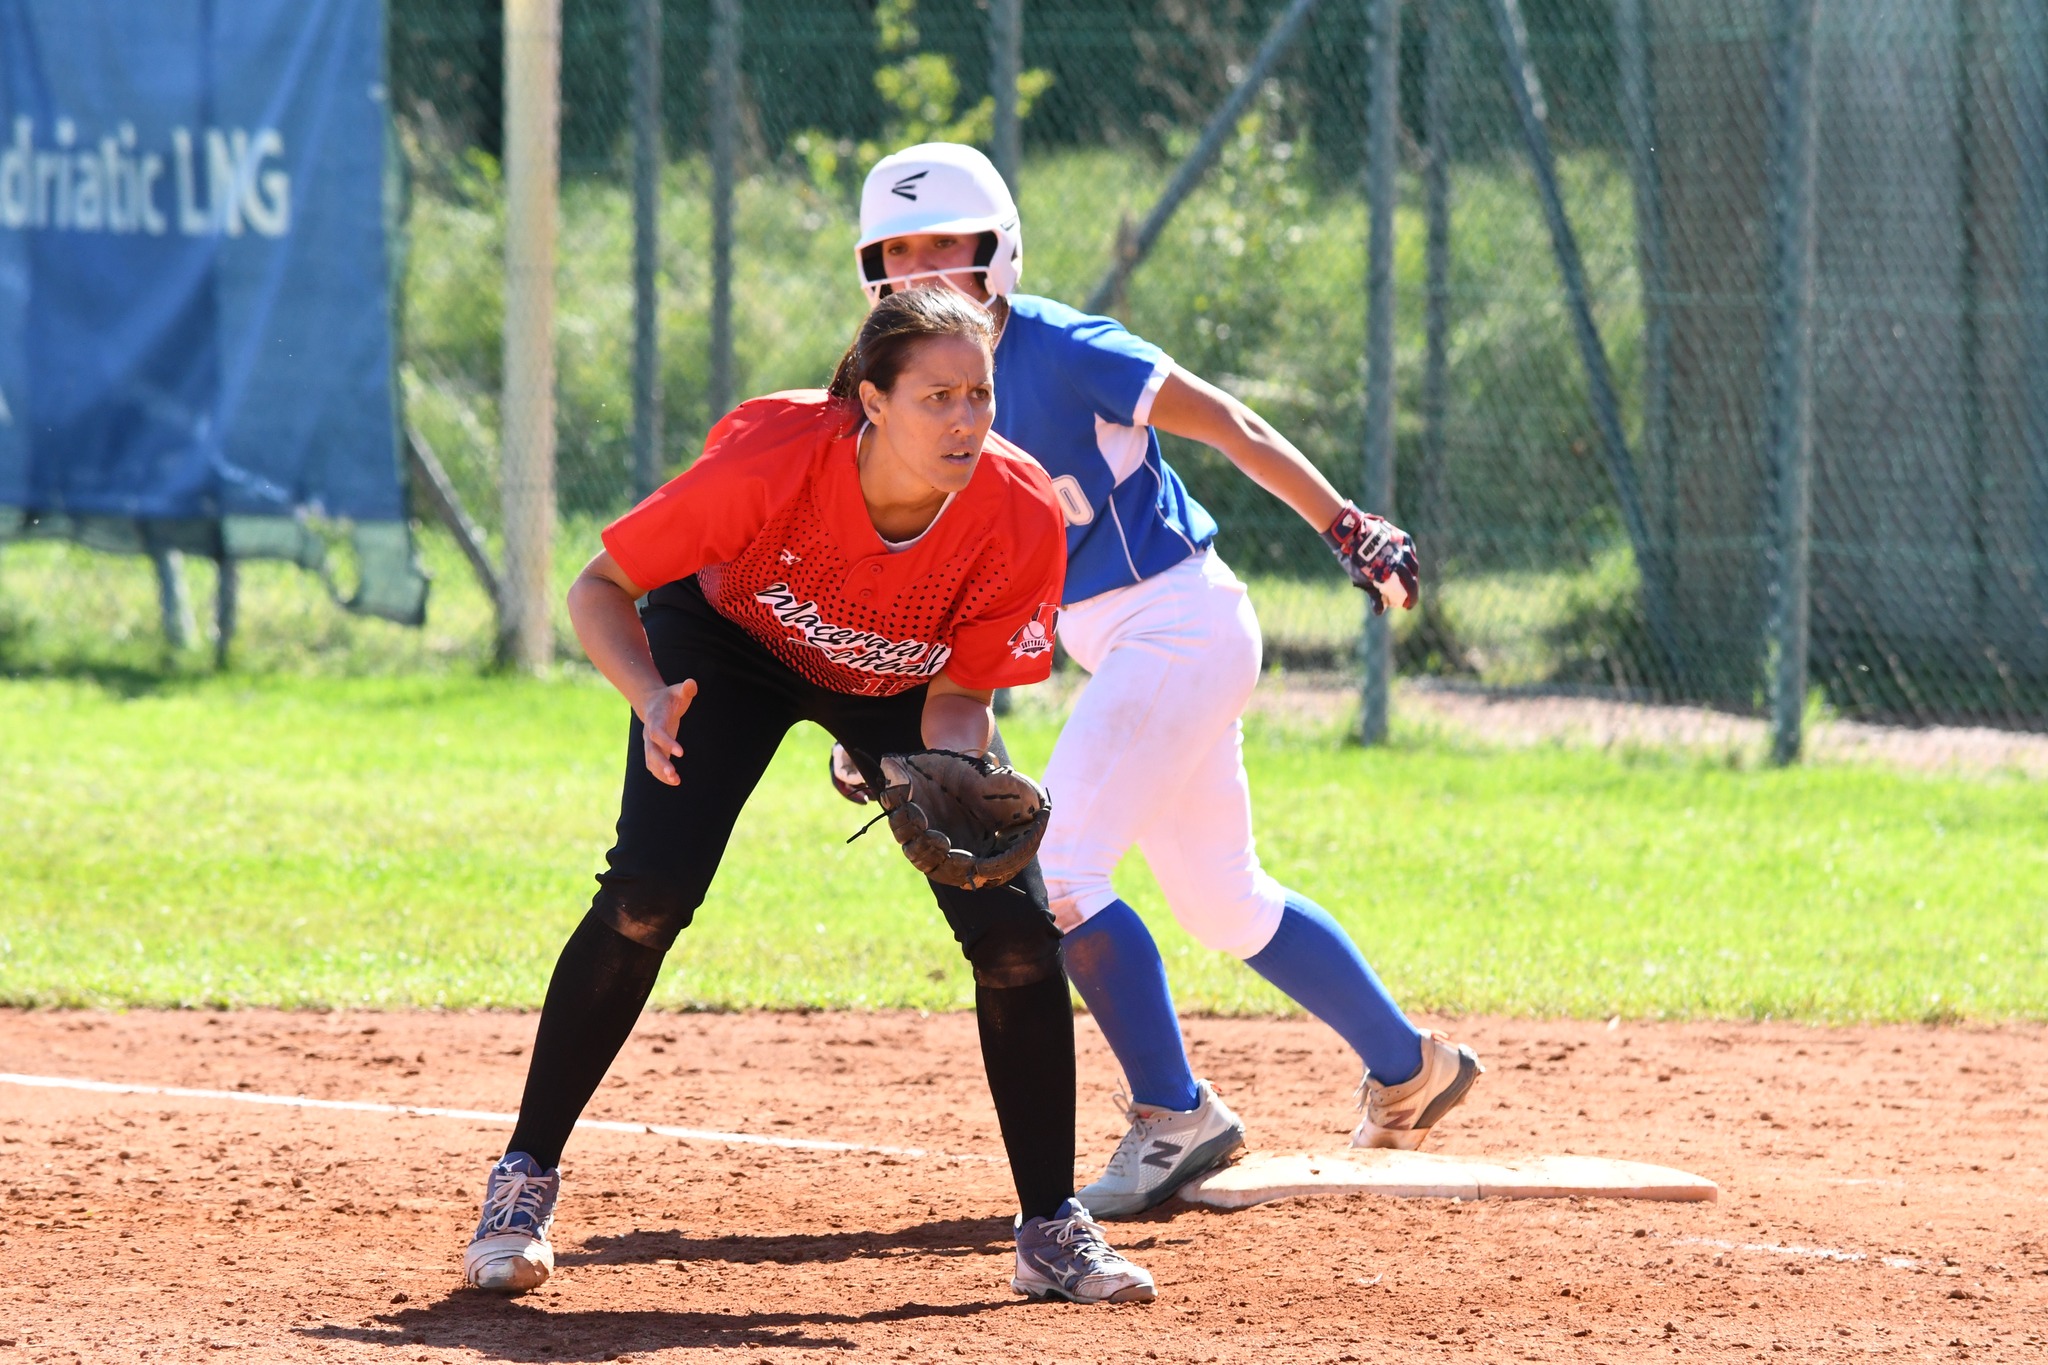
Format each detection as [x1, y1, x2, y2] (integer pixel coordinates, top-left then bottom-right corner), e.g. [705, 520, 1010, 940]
[1352, 1032, 1485, 1151]
[463, 1152, 560, 1294]
[1012, 1200, 1158, 1304]
[1076, 1079, 1247, 1219]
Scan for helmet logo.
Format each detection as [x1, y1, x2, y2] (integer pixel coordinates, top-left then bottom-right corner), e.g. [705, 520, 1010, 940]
[890, 170, 929, 200]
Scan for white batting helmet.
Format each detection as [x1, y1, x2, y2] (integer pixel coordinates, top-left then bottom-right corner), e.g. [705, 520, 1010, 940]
[856, 142, 1023, 305]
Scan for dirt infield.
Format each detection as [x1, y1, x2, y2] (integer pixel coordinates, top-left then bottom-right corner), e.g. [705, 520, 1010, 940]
[4, 1009, 2044, 1364]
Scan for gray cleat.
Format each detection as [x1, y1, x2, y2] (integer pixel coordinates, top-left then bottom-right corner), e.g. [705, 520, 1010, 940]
[1077, 1079, 1247, 1218]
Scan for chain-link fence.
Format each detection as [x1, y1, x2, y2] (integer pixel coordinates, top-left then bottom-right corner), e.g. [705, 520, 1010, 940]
[6, 0, 2046, 743]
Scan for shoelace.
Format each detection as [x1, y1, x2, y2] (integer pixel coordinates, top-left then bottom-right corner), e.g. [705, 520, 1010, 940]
[1046, 1209, 1121, 1272]
[478, 1169, 552, 1235]
[1358, 1034, 1451, 1123]
[1097, 1090, 1156, 1180]
[1356, 1068, 1428, 1127]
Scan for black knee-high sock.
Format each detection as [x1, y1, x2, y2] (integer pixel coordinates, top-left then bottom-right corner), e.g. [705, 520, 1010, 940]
[506, 911, 667, 1169]
[975, 972, 1076, 1222]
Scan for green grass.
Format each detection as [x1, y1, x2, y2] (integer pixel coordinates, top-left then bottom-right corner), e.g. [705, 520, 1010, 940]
[0, 528, 1641, 689]
[0, 520, 605, 679]
[2, 673, 2042, 1021]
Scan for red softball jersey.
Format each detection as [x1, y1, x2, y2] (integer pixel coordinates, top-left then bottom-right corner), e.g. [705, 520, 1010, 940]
[601, 390, 1067, 697]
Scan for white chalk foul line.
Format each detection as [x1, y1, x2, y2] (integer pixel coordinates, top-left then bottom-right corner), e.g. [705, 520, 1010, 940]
[0, 1071, 991, 1161]
[1671, 1235, 1919, 1270]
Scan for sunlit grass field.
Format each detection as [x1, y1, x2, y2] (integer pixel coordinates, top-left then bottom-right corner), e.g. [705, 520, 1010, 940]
[0, 525, 1644, 693]
[2, 666, 2041, 1022]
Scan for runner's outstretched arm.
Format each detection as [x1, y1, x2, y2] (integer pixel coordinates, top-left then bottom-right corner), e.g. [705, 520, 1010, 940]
[1148, 365, 1344, 530]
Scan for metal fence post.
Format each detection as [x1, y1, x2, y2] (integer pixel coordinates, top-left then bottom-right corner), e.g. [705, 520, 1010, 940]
[147, 540, 195, 651]
[1955, 0, 1991, 624]
[988, 0, 1021, 753]
[630, 0, 664, 502]
[408, 422, 505, 609]
[1765, 0, 1821, 764]
[990, 0, 1021, 190]
[708, 0, 739, 423]
[1617, 0, 1673, 562]
[2018, 0, 2048, 620]
[1360, 0, 1399, 745]
[1420, 0, 1451, 553]
[1486, 0, 1681, 688]
[501, 0, 561, 673]
[213, 556, 238, 669]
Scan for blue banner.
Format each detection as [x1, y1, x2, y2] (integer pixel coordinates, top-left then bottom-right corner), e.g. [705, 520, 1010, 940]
[0, 0, 423, 620]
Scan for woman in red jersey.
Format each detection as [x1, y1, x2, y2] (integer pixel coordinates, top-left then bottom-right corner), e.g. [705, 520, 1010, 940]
[459, 288, 1156, 1306]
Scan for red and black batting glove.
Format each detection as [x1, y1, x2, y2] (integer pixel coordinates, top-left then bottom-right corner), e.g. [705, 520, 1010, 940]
[1322, 501, 1420, 615]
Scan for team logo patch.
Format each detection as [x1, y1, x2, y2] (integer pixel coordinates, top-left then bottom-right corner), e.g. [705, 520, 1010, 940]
[755, 582, 952, 679]
[1008, 603, 1059, 661]
[890, 170, 928, 201]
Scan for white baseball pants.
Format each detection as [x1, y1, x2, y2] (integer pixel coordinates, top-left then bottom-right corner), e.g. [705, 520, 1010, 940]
[1039, 549, 1288, 959]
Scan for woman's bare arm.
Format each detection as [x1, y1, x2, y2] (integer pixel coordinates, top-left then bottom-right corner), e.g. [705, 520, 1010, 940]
[567, 551, 698, 785]
[1147, 365, 1345, 532]
[921, 671, 996, 755]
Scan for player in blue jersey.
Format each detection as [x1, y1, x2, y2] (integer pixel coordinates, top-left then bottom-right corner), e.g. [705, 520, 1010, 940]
[830, 143, 1484, 1216]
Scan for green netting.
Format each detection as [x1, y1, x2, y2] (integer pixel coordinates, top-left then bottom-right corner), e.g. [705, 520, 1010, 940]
[16, 0, 2048, 728]
[397, 0, 2047, 721]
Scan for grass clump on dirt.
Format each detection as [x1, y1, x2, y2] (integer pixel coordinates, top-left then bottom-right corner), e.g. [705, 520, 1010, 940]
[1, 672, 2041, 1022]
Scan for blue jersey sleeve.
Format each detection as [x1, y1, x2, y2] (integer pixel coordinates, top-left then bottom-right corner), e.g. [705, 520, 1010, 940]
[1048, 311, 1169, 427]
[991, 296, 1216, 600]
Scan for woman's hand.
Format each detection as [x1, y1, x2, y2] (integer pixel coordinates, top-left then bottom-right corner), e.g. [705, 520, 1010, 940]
[566, 549, 698, 783]
[636, 678, 699, 785]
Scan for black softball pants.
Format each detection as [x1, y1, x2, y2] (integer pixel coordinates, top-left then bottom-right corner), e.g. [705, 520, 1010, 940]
[505, 577, 1075, 1220]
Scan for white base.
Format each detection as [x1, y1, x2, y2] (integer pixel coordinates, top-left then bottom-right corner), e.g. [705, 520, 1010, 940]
[1179, 1149, 1718, 1209]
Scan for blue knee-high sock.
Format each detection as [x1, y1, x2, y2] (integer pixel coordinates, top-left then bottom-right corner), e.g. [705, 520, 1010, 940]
[1060, 900, 1201, 1111]
[1245, 892, 1425, 1084]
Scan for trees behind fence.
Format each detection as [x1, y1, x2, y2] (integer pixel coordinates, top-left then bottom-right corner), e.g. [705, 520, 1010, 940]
[81, 0, 2048, 743]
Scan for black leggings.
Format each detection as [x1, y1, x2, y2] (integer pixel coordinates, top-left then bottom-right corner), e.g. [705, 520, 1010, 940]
[505, 577, 1075, 1219]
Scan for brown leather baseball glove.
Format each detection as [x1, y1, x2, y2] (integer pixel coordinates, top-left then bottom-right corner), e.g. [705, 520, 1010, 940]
[871, 749, 1050, 890]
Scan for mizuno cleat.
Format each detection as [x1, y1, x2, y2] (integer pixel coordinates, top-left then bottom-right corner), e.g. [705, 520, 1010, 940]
[1012, 1200, 1157, 1304]
[463, 1151, 559, 1294]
